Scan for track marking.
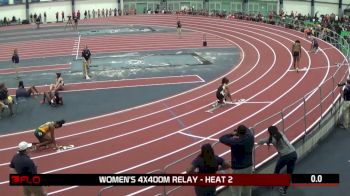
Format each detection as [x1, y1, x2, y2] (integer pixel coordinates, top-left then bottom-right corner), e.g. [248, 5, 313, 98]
[75, 34, 81, 60]
[205, 99, 269, 113]
[288, 65, 339, 72]
[320, 47, 335, 51]
[178, 131, 218, 141]
[162, 103, 198, 141]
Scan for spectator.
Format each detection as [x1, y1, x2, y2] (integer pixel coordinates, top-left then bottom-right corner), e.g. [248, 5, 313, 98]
[114, 8, 117, 16]
[219, 125, 254, 196]
[3, 17, 7, 26]
[102, 9, 105, 17]
[56, 12, 59, 22]
[339, 79, 350, 129]
[61, 11, 65, 21]
[77, 10, 81, 20]
[309, 37, 319, 54]
[88, 10, 91, 19]
[0, 83, 14, 116]
[84, 10, 87, 19]
[12, 48, 19, 79]
[92, 9, 96, 18]
[177, 19, 182, 38]
[187, 143, 231, 196]
[36, 15, 41, 29]
[33, 120, 65, 149]
[9, 141, 46, 195]
[44, 12, 46, 23]
[98, 9, 101, 18]
[30, 13, 33, 23]
[258, 126, 298, 195]
[49, 72, 64, 92]
[16, 81, 39, 99]
[73, 15, 78, 30]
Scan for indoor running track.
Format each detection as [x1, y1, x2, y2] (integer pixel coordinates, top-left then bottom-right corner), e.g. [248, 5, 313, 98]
[0, 15, 348, 196]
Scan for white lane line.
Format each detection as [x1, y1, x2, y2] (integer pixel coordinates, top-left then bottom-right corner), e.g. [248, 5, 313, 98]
[75, 34, 81, 60]
[178, 132, 219, 141]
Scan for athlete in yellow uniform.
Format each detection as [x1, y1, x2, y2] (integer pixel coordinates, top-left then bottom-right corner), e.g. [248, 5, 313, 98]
[34, 120, 65, 149]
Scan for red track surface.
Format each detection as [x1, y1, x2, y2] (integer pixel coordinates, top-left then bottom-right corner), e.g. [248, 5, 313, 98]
[0, 15, 347, 196]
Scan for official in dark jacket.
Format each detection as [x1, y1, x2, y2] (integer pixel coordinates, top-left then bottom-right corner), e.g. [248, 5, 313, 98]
[10, 141, 46, 195]
[340, 79, 350, 129]
[219, 124, 254, 196]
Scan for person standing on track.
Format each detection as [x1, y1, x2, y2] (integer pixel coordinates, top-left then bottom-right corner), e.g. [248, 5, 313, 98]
[12, 48, 19, 79]
[82, 45, 92, 80]
[177, 19, 182, 38]
[187, 143, 231, 196]
[257, 126, 298, 195]
[309, 37, 319, 54]
[10, 141, 46, 196]
[214, 77, 233, 107]
[33, 120, 65, 150]
[219, 125, 254, 196]
[291, 40, 302, 72]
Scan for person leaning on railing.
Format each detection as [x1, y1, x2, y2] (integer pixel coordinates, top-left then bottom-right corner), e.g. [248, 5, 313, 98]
[257, 126, 297, 196]
[338, 79, 350, 129]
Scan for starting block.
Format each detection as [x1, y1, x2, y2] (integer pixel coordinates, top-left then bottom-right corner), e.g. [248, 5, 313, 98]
[56, 145, 75, 152]
[225, 99, 246, 104]
[206, 99, 246, 113]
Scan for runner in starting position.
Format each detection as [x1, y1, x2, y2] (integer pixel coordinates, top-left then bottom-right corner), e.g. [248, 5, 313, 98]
[214, 77, 233, 107]
[33, 120, 65, 150]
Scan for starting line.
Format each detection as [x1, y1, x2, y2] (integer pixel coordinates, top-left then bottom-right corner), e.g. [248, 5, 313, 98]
[288, 64, 343, 72]
[205, 99, 271, 113]
[56, 145, 75, 152]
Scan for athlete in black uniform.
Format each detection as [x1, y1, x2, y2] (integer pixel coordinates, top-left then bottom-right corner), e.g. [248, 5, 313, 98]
[215, 77, 233, 106]
[310, 37, 319, 54]
[177, 19, 182, 38]
[82, 45, 91, 79]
